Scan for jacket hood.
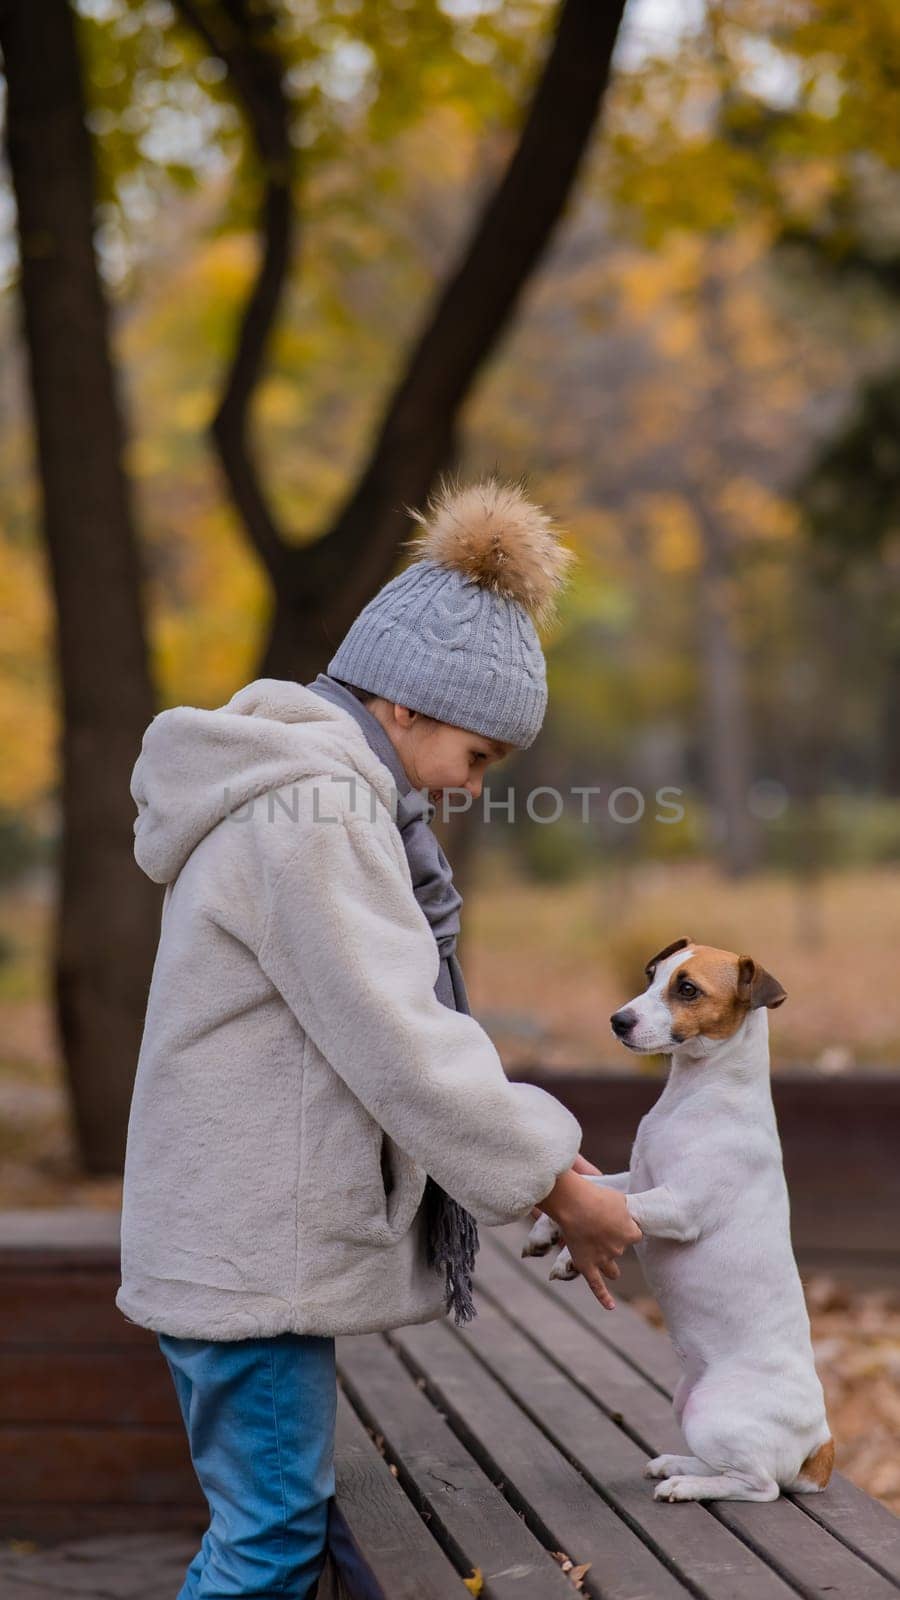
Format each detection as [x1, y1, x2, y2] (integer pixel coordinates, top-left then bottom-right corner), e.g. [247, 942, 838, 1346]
[131, 678, 398, 885]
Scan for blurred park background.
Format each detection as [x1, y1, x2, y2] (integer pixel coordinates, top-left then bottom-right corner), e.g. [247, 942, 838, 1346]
[0, 0, 898, 1517]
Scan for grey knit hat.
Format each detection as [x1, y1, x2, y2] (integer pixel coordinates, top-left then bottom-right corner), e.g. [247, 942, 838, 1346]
[327, 477, 575, 748]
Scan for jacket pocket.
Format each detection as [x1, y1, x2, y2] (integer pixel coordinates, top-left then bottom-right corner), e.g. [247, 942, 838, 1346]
[302, 1047, 427, 1249]
[330, 1121, 426, 1248]
[379, 1130, 428, 1241]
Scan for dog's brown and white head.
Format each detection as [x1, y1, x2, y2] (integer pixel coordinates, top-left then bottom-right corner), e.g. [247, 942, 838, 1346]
[610, 937, 787, 1056]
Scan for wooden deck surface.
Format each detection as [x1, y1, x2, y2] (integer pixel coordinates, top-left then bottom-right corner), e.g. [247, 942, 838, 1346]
[329, 1219, 900, 1600]
[0, 1207, 898, 1598]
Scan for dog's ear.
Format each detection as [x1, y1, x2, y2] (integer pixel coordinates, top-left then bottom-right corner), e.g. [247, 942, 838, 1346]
[644, 937, 692, 982]
[737, 955, 787, 1010]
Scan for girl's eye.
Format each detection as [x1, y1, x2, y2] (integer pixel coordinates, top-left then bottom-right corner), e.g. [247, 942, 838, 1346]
[470, 751, 487, 764]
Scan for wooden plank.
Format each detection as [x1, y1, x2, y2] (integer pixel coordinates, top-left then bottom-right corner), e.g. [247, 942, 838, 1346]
[792, 1476, 900, 1588]
[491, 1221, 682, 1392]
[0, 1208, 121, 1261]
[487, 1223, 900, 1586]
[475, 1229, 900, 1600]
[336, 1332, 575, 1600]
[0, 1347, 181, 1425]
[712, 1496, 900, 1600]
[479, 1233, 689, 1447]
[429, 1293, 799, 1600]
[0, 1502, 207, 1543]
[0, 1271, 147, 1345]
[393, 1314, 709, 1600]
[331, 1390, 465, 1600]
[0, 1424, 200, 1505]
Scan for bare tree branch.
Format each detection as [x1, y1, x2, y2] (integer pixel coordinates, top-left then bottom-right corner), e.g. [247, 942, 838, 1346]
[264, 0, 627, 677]
[174, 0, 294, 579]
[177, 0, 626, 680]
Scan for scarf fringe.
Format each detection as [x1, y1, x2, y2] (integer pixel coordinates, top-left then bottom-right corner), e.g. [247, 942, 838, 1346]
[423, 1175, 480, 1326]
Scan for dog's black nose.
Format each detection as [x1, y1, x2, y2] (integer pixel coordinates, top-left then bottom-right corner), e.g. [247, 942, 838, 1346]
[610, 1008, 637, 1038]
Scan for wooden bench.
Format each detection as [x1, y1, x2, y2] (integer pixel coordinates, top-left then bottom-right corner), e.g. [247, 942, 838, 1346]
[1, 1209, 898, 1599]
[0, 1209, 203, 1545]
[324, 1220, 900, 1599]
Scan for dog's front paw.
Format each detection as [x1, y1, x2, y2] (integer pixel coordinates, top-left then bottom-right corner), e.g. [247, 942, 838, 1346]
[521, 1213, 560, 1258]
[548, 1245, 579, 1281]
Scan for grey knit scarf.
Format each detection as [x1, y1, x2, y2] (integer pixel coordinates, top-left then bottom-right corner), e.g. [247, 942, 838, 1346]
[305, 672, 480, 1325]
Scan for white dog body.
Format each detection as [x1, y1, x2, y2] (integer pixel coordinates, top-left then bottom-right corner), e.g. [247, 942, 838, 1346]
[526, 941, 833, 1504]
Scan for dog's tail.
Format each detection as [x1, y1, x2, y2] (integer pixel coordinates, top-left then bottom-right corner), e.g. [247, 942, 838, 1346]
[789, 1436, 835, 1494]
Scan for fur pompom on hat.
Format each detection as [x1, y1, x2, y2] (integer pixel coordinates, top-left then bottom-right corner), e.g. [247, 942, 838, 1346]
[327, 475, 576, 749]
[405, 476, 575, 633]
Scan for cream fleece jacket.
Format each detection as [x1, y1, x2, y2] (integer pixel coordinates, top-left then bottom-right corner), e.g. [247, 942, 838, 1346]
[115, 678, 582, 1339]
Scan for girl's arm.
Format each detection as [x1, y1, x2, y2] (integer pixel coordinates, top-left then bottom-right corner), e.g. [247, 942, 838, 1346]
[256, 786, 582, 1228]
[530, 1151, 606, 1220]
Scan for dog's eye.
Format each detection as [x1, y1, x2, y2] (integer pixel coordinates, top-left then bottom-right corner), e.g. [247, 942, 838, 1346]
[677, 980, 699, 999]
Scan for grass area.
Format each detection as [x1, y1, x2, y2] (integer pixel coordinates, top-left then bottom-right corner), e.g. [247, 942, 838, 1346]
[0, 857, 897, 1206]
[0, 876, 122, 1209]
[465, 855, 900, 1072]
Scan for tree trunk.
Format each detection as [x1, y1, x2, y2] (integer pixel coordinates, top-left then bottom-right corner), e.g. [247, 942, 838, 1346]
[0, 0, 160, 1170]
[880, 625, 900, 797]
[263, 0, 627, 682]
[174, 0, 294, 582]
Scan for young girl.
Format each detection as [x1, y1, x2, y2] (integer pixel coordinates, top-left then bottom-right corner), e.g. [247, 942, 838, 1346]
[116, 476, 640, 1599]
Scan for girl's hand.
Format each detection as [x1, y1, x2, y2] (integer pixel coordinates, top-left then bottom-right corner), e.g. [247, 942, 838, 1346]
[551, 1182, 642, 1311]
[533, 1167, 642, 1309]
[572, 1151, 605, 1178]
[530, 1150, 604, 1221]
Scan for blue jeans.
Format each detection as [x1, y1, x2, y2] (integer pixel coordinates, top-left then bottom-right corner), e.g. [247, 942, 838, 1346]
[158, 1331, 337, 1599]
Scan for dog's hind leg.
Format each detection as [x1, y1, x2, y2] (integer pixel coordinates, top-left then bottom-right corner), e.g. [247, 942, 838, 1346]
[655, 1471, 779, 1503]
[674, 1371, 779, 1502]
[644, 1373, 705, 1476]
[786, 1437, 834, 1494]
[672, 1373, 694, 1425]
[645, 1454, 710, 1480]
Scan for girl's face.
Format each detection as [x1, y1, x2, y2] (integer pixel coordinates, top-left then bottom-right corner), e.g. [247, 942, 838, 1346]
[368, 700, 514, 802]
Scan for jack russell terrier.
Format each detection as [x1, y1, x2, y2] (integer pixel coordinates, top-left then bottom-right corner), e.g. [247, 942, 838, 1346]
[523, 937, 834, 1504]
